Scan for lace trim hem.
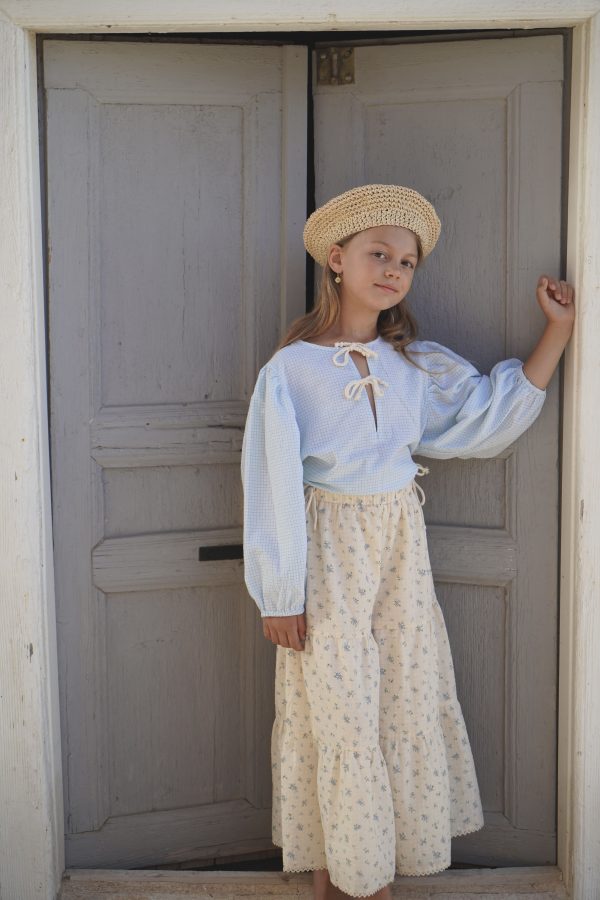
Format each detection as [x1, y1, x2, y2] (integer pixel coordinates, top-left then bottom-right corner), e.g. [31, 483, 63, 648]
[271, 818, 485, 882]
[281, 865, 395, 898]
[271, 837, 327, 873]
[451, 819, 486, 838]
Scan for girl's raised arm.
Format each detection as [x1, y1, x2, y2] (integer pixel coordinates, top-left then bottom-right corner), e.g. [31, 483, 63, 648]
[411, 273, 574, 461]
[521, 274, 575, 389]
[410, 340, 547, 460]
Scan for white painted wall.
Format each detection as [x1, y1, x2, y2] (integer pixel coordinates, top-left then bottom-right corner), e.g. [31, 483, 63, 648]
[0, 19, 65, 900]
[559, 13, 600, 900]
[0, 3, 598, 899]
[0, 1, 598, 31]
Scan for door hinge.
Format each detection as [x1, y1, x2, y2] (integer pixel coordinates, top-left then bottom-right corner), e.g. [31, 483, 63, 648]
[316, 47, 355, 85]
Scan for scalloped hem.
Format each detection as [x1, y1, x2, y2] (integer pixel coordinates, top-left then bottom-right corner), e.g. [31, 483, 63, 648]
[273, 840, 393, 895]
[452, 819, 485, 838]
[282, 865, 324, 873]
[272, 818, 485, 883]
[330, 874, 396, 898]
[394, 820, 486, 878]
[278, 869, 399, 897]
[271, 837, 327, 874]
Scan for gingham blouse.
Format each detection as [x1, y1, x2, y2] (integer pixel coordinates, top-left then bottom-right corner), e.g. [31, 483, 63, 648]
[241, 336, 546, 618]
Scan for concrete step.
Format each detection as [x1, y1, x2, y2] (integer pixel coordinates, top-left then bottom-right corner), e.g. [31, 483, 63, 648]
[59, 865, 569, 899]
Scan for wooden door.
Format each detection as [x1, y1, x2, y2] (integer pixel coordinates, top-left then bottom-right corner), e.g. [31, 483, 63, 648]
[46, 32, 562, 872]
[312, 34, 562, 866]
[45, 39, 307, 867]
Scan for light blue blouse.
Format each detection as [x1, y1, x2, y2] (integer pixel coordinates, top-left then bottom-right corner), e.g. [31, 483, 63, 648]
[240, 335, 546, 618]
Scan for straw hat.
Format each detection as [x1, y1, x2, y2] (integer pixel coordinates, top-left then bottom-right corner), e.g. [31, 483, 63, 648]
[303, 183, 441, 266]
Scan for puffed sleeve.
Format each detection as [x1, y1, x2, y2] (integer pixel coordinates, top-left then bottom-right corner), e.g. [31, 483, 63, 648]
[240, 363, 307, 618]
[412, 340, 547, 459]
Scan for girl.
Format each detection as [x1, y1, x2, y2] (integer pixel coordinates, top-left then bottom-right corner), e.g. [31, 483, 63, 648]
[240, 184, 575, 900]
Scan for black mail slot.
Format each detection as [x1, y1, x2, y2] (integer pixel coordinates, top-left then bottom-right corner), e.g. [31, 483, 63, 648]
[198, 544, 244, 561]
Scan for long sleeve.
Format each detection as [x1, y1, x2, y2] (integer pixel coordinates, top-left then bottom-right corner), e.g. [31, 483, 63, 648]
[412, 340, 547, 459]
[241, 363, 307, 618]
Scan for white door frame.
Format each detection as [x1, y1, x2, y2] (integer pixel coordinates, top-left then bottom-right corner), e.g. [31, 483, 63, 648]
[0, 4, 598, 899]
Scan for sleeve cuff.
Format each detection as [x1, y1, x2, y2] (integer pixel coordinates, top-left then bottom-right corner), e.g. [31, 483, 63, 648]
[516, 362, 547, 397]
[260, 604, 306, 618]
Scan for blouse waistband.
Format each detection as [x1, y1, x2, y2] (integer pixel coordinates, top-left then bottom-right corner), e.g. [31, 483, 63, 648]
[303, 464, 429, 531]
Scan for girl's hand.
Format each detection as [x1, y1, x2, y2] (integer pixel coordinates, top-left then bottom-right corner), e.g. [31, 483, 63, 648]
[263, 612, 307, 651]
[536, 274, 575, 331]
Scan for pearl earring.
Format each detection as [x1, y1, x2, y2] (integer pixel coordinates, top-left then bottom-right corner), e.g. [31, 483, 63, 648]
[334, 272, 342, 283]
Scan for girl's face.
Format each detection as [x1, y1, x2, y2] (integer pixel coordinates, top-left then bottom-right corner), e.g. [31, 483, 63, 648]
[328, 224, 418, 310]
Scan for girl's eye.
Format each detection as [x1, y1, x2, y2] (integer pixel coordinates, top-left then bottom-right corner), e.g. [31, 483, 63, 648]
[371, 251, 414, 269]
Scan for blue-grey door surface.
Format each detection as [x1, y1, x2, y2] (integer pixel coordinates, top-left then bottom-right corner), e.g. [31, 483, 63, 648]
[46, 33, 561, 868]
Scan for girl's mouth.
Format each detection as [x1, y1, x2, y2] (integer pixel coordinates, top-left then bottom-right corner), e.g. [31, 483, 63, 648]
[375, 284, 397, 294]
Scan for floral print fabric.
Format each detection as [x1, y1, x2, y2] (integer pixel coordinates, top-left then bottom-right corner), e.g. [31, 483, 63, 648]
[271, 474, 485, 897]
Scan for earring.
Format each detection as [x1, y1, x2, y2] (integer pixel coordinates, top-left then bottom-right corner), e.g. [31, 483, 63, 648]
[334, 272, 342, 283]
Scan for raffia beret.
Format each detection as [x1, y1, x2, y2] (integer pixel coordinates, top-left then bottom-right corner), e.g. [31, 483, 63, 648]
[303, 183, 441, 266]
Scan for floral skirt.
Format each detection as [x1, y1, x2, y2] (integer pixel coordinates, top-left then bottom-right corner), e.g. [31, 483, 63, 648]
[270, 467, 485, 898]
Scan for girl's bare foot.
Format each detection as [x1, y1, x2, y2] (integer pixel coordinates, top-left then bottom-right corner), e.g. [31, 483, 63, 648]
[312, 867, 330, 899]
[312, 868, 393, 899]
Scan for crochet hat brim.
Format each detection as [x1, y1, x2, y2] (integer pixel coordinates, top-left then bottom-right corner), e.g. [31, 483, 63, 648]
[303, 183, 441, 266]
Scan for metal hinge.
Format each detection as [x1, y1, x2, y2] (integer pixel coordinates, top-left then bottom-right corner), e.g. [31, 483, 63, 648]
[316, 47, 355, 85]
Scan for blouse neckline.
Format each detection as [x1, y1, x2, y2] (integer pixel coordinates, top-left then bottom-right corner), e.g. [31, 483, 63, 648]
[297, 335, 383, 349]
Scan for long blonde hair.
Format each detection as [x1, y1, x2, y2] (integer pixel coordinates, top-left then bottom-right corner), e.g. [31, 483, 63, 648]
[273, 230, 445, 375]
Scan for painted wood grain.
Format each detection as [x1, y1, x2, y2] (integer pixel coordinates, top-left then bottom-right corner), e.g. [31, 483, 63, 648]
[2, 0, 599, 30]
[313, 34, 562, 866]
[46, 38, 307, 867]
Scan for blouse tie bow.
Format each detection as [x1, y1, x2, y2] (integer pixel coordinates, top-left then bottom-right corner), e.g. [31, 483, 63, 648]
[344, 374, 389, 401]
[331, 341, 379, 367]
[331, 340, 389, 401]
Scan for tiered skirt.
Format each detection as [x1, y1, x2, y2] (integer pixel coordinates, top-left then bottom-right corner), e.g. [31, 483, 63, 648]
[271, 475, 485, 898]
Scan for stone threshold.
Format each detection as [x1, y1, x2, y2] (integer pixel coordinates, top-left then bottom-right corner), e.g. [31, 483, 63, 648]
[59, 865, 568, 898]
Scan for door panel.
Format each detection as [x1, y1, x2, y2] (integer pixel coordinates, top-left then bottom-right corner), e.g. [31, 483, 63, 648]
[313, 35, 561, 865]
[46, 39, 307, 866]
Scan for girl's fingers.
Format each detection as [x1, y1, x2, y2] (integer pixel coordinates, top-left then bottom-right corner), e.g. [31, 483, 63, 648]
[538, 275, 575, 304]
[277, 624, 300, 651]
[284, 618, 305, 652]
[262, 615, 306, 651]
[276, 626, 290, 649]
[290, 624, 304, 651]
[264, 620, 279, 645]
[298, 613, 307, 642]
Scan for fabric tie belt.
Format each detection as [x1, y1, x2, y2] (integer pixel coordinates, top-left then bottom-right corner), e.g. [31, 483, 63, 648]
[412, 463, 429, 506]
[304, 464, 430, 532]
